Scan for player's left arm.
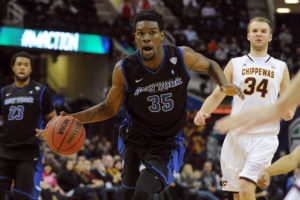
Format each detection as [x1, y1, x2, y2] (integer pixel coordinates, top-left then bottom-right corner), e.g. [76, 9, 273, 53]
[279, 65, 295, 121]
[179, 46, 243, 98]
[36, 87, 58, 140]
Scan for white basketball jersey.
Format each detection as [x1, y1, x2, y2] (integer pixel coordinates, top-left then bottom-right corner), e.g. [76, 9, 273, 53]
[230, 54, 286, 135]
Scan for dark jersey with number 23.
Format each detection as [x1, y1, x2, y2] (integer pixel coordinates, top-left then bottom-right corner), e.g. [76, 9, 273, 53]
[121, 44, 190, 138]
[0, 80, 54, 160]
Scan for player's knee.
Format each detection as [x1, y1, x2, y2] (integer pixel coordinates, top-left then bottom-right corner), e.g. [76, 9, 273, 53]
[239, 179, 256, 198]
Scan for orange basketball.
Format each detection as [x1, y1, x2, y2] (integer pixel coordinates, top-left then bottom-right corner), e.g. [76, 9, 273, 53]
[45, 116, 86, 156]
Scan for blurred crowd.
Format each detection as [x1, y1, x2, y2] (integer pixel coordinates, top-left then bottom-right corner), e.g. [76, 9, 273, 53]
[0, 0, 300, 200]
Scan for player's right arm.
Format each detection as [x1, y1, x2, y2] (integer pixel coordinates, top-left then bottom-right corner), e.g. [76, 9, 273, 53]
[194, 60, 233, 126]
[257, 145, 300, 189]
[70, 61, 126, 124]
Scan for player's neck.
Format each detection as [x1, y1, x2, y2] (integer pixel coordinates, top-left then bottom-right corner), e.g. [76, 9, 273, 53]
[249, 46, 268, 57]
[142, 46, 164, 71]
[15, 78, 31, 88]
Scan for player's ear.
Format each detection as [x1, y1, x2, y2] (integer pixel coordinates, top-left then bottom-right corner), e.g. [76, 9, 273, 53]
[160, 31, 164, 42]
[268, 34, 272, 42]
[247, 32, 250, 42]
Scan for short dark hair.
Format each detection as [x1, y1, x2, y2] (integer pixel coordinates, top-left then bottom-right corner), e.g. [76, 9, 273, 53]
[134, 9, 164, 31]
[10, 51, 32, 67]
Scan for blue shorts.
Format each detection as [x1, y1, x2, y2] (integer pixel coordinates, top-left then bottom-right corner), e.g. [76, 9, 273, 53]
[118, 120, 185, 189]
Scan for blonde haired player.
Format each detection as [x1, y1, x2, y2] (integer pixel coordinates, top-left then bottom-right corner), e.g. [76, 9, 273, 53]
[215, 72, 300, 200]
[215, 70, 300, 133]
[194, 17, 294, 200]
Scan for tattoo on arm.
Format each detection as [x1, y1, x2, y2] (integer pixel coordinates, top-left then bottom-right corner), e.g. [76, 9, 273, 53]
[74, 102, 113, 124]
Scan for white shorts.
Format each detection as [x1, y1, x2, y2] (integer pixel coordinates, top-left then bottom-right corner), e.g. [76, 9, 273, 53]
[220, 133, 278, 192]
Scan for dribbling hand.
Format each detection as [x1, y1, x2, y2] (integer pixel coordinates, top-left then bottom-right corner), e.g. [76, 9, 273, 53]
[257, 170, 270, 189]
[60, 111, 68, 116]
[220, 84, 245, 100]
[194, 111, 211, 126]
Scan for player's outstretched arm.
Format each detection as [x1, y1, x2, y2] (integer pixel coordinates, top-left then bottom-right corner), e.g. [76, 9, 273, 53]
[70, 62, 126, 124]
[192, 59, 238, 126]
[215, 71, 300, 134]
[257, 145, 300, 189]
[179, 46, 244, 98]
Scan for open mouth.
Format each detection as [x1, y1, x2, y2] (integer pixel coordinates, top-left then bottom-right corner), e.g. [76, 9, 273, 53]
[18, 72, 26, 77]
[143, 46, 153, 52]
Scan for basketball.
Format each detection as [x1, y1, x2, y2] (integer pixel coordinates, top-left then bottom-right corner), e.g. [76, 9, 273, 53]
[45, 116, 86, 156]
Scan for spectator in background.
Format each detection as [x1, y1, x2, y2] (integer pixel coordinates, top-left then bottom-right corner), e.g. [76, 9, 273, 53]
[41, 163, 66, 200]
[215, 44, 228, 67]
[57, 159, 97, 200]
[207, 39, 219, 55]
[183, 24, 199, 43]
[175, 163, 197, 200]
[83, 159, 108, 200]
[43, 147, 62, 174]
[278, 28, 293, 45]
[136, 0, 150, 13]
[239, 10, 248, 29]
[197, 160, 221, 200]
[182, 0, 199, 24]
[183, 0, 198, 8]
[101, 154, 122, 200]
[201, 2, 216, 18]
[120, 0, 133, 23]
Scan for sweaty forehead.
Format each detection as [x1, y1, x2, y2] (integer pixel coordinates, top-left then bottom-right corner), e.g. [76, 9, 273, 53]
[136, 21, 159, 31]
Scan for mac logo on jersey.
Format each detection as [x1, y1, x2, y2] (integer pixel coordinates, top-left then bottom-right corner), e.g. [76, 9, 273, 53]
[243, 63, 247, 67]
[35, 86, 41, 91]
[170, 57, 177, 65]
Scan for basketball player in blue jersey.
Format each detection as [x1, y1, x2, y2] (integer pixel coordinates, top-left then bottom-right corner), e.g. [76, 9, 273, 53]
[53, 9, 243, 200]
[194, 17, 294, 200]
[0, 52, 57, 200]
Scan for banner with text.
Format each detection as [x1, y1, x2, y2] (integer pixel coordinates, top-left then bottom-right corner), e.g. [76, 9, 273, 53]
[0, 26, 110, 54]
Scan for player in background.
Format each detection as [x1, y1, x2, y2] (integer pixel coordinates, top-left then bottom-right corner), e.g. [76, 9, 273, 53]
[44, 9, 245, 200]
[194, 17, 294, 200]
[0, 51, 57, 200]
[214, 70, 300, 133]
